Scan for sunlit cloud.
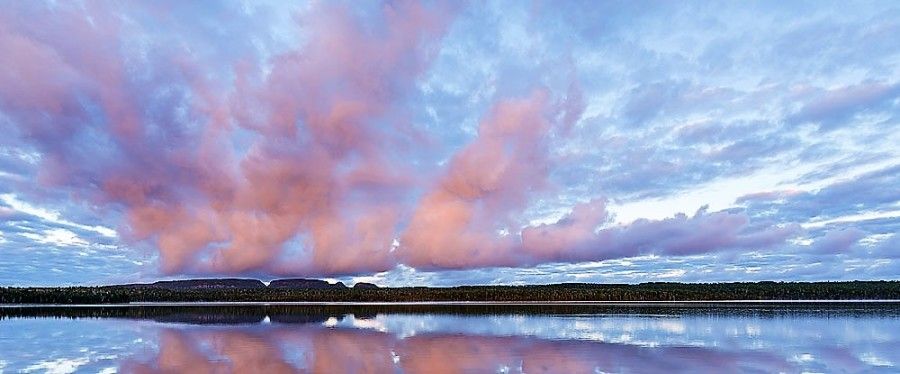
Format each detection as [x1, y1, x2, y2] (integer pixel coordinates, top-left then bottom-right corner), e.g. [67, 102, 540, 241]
[0, 0, 897, 285]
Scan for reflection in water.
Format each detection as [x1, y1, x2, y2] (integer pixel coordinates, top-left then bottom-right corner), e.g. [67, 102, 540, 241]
[122, 326, 795, 373]
[1, 304, 899, 373]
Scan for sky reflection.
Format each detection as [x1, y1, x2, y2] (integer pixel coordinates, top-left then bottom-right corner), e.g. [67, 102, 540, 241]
[1, 308, 898, 373]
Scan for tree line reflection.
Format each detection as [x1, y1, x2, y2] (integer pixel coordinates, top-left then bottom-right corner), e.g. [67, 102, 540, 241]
[3, 302, 900, 324]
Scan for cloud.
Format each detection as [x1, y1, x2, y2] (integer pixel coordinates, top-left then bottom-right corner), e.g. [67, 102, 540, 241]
[871, 234, 900, 259]
[809, 228, 865, 254]
[0, 1, 898, 284]
[399, 89, 557, 269]
[0, 1, 461, 277]
[522, 203, 798, 264]
[738, 165, 900, 224]
[791, 81, 900, 130]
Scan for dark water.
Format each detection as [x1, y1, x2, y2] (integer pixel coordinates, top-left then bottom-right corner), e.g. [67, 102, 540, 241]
[1, 303, 898, 373]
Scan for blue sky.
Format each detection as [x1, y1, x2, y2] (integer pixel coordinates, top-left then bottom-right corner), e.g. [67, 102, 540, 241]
[0, 0, 898, 286]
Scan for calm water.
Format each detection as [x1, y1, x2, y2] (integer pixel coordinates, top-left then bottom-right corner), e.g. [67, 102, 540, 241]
[1, 303, 898, 373]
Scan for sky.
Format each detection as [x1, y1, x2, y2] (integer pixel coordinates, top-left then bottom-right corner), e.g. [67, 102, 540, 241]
[0, 0, 898, 287]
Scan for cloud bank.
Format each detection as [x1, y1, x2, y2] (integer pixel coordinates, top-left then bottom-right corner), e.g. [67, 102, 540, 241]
[0, 1, 897, 285]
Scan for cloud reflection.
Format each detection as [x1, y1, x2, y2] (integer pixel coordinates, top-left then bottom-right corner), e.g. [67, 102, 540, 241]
[3, 308, 899, 373]
[120, 308, 900, 374]
[123, 326, 798, 374]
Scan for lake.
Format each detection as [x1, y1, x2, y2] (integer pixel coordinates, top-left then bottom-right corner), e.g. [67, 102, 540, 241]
[1, 302, 898, 373]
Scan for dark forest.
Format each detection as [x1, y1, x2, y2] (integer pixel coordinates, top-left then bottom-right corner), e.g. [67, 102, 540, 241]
[2, 280, 899, 304]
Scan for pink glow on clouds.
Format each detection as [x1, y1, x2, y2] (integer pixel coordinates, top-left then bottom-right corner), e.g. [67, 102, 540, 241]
[0, 1, 798, 277]
[400, 89, 558, 269]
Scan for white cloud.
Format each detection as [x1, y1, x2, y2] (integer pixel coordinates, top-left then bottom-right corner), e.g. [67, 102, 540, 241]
[20, 228, 89, 247]
[0, 194, 117, 238]
[23, 357, 90, 374]
[803, 210, 900, 229]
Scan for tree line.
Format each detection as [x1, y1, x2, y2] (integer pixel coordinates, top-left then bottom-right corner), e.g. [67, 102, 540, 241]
[2, 281, 899, 304]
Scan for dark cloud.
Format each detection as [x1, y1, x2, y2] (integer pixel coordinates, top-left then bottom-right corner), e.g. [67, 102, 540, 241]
[790, 81, 900, 131]
[809, 228, 865, 254]
[739, 165, 900, 223]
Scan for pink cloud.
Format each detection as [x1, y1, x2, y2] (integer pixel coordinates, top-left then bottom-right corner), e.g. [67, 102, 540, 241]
[1, 1, 458, 276]
[399, 89, 556, 269]
[522, 200, 796, 267]
[0, 1, 799, 278]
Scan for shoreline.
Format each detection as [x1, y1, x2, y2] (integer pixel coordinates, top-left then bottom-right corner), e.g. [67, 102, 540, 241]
[4, 299, 900, 308]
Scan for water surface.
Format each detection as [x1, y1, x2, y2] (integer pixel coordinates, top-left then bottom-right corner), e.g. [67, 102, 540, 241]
[1, 303, 898, 373]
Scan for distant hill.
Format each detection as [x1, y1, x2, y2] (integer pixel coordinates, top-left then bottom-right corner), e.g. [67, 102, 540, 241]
[269, 279, 348, 290]
[116, 278, 355, 290]
[353, 282, 379, 289]
[142, 279, 267, 290]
